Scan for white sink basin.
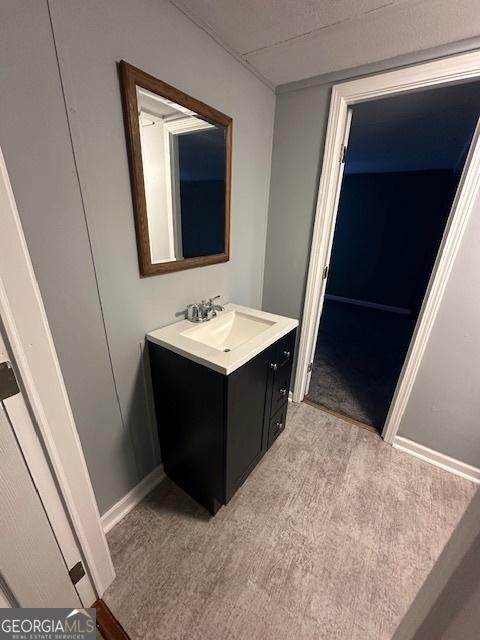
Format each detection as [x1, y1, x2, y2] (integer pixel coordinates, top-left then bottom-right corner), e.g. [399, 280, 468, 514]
[181, 310, 274, 352]
[147, 303, 298, 375]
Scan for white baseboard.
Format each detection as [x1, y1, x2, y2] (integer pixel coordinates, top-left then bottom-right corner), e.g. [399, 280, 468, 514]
[101, 465, 165, 533]
[393, 436, 480, 484]
[325, 294, 411, 315]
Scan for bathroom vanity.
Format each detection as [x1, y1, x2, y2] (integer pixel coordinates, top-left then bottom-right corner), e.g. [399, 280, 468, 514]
[147, 304, 298, 515]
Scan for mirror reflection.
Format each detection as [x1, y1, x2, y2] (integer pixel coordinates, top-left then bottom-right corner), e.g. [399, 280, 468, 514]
[137, 87, 227, 264]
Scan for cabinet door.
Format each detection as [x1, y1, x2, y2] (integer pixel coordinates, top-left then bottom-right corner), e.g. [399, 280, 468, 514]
[149, 343, 226, 514]
[268, 403, 288, 448]
[225, 347, 272, 502]
[270, 331, 296, 415]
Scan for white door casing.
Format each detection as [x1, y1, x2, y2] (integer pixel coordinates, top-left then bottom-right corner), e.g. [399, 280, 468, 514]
[0, 330, 94, 606]
[382, 116, 480, 442]
[163, 116, 216, 261]
[0, 390, 80, 607]
[0, 147, 115, 600]
[304, 108, 352, 395]
[293, 49, 480, 446]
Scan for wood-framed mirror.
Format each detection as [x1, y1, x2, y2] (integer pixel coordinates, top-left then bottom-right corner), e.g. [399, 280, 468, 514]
[119, 60, 232, 276]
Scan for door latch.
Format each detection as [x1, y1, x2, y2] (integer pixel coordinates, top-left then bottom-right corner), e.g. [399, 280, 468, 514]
[0, 361, 20, 401]
[68, 561, 86, 585]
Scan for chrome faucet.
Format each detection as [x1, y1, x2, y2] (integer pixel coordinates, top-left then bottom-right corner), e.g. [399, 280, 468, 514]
[185, 296, 224, 322]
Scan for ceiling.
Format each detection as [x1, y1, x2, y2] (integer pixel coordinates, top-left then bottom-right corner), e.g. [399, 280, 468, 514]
[345, 80, 480, 174]
[138, 88, 180, 117]
[137, 87, 199, 118]
[171, 0, 480, 87]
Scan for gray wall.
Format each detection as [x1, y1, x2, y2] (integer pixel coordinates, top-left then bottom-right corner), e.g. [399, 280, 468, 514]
[263, 47, 480, 467]
[398, 191, 480, 466]
[0, 0, 135, 514]
[263, 83, 330, 320]
[0, 0, 274, 514]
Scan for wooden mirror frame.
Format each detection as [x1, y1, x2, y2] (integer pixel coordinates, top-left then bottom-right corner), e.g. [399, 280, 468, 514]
[119, 60, 232, 276]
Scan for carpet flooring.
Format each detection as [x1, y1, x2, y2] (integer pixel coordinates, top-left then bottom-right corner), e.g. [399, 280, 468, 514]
[104, 402, 476, 640]
[306, 301, 416, 430]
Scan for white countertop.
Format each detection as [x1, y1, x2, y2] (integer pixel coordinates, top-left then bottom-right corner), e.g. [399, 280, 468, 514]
[146, 303, 298, 375]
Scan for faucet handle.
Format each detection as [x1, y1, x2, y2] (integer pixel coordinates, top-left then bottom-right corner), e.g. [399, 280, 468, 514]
[185, 297, 223, 322]
[185, 303, 199, 321]
[210, 296, 224, 313]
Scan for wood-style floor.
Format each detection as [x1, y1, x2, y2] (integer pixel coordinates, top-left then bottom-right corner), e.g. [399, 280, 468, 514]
[104, 403, 476, 640]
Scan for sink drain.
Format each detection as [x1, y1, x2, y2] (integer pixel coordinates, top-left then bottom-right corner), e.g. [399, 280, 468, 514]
[224, 348, 231, 352]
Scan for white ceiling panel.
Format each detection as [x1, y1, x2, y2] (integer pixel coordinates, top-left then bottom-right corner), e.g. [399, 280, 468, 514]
[172, 0, 405, 54]
[172, 0, 480, 87]
[246, 0, 480, 85]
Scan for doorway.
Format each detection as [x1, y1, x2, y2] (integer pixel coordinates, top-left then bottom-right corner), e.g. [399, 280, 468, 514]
[294, 51, 480, 442]
[305, 81, 480, 431]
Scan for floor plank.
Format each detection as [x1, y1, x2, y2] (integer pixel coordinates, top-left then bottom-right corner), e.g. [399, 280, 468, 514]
[104, 403, 476, 640]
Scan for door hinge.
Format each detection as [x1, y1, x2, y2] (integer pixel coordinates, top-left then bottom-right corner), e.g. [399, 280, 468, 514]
[323, 265, 329, 280]
[0, 361, 20, 401]
[340, 145, 347, 164]
[307, 362, 313, 373]
[68, 561, 86, 585]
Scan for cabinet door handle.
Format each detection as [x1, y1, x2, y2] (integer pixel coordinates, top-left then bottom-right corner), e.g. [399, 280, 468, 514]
[275, 421, 283, 430]
[283, 350, 291, 359]
[279, 388, 287, 397]
[270, 363, 278, 371]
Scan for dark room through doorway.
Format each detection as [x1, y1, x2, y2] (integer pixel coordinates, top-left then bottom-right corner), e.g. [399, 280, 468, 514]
[306, 80, 480, 431]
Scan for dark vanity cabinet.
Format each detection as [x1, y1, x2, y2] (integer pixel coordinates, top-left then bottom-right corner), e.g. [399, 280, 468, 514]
[148, 329, 296, 515]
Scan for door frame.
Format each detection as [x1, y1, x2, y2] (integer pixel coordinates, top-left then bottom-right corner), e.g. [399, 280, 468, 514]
[293, 49, 480, 444]
[162, 116, 215, 262]
[1, 332, 86, 605]
[0, 148, 115, 599]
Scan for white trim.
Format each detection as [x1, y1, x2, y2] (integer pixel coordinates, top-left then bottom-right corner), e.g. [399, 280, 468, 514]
[101, 465, 165, 534]
[393, 436, 480, 484]
[293, 86, 349, 401]
[382, 118, 480, 443]
[0, 148, 115, 598]
[163, 116, 214, 134]
[276, 37, 480, 95]
[293, 50, 480, 448]
[138, 111, 163, 127]
[0, 342, 95, 606]
[138, 114, 177, 262]
[162, 120, 181, 261]
[300, 107, 352, 397]
[325, 294, 411, 315]
[137, 86, 197, 117]
[160, 116, 215, 263]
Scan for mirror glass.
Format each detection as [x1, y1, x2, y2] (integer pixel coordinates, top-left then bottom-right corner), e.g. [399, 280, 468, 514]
[120, 62, 231, 276]
[137, 87, 227, 265]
